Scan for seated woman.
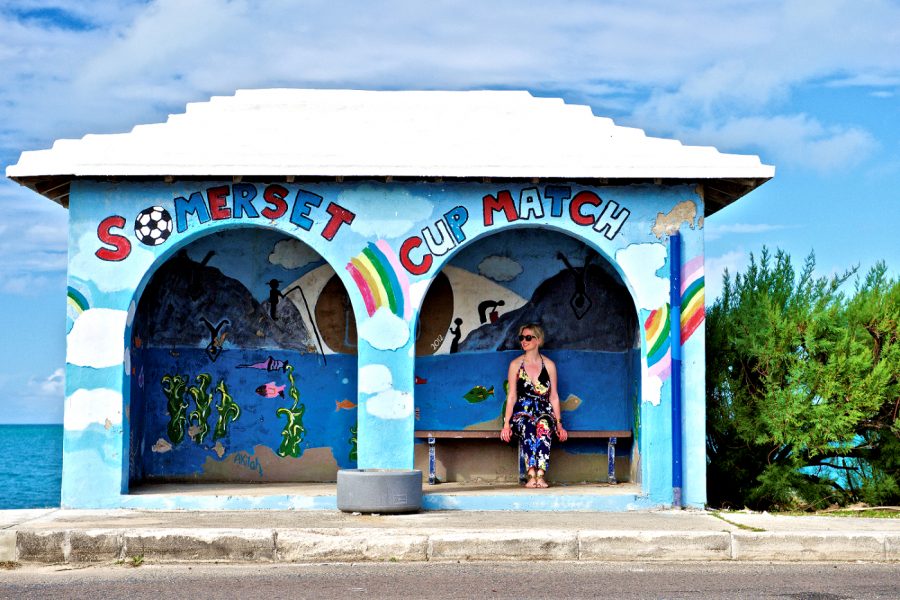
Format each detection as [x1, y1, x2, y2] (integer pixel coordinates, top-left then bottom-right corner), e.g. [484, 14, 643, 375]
[500, 323, 568, 488]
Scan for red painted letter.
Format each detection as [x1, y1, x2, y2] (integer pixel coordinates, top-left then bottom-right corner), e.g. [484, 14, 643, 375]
[261, 184, 289, 219]
[321, 202, 356, 241]
[482, 190, 518, 226]
[569, 191, 601, 226]
[399, 236, 433, 275]
[207, 185, 231, 220]
[96, 216, 132, 261]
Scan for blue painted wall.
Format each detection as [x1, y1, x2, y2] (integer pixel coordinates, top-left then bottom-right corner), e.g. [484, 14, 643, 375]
[62, 179, 707, 509]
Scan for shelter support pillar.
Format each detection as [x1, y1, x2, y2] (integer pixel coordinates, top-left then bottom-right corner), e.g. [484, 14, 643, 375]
[354, 315, 416, 471]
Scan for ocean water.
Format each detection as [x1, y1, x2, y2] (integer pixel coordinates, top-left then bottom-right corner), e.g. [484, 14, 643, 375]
[0, 424, 62, 509]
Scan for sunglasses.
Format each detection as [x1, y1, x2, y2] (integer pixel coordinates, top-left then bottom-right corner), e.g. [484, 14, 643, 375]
[518, 335, 536, 342]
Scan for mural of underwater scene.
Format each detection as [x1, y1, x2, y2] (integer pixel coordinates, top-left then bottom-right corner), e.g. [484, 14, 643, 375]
[130, 228, 357, 484]
[414, 228, 638, 480]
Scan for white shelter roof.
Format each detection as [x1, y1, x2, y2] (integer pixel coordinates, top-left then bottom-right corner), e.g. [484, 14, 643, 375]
[7, 89, 773, 213]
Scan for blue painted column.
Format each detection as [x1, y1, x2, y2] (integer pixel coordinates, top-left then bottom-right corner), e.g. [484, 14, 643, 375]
[669, 232, 683, 507]
[354, 314, 416, 470]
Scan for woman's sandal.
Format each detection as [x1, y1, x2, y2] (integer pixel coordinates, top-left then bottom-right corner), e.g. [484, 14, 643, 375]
[525, 469, 538, 488]
[535, 470, 549, 488]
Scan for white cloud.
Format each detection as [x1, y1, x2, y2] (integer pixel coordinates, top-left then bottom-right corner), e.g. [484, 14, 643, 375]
[27, 367, 65, 397]
[66, 308, 128, 368]
[705, 250, 749, 303]
[366, 388, 413, 420]
[704, 223, 791, 242]
[336, 185, 433, 238]
[268, 238, 320, 270]
[684, 114, 877, 171]
[478, 255, 523, 282]
[357, 307, 410, 350]
[615, 243, 668, 310]
[358, 364, 393, 394]
[64, 387, 122, 431]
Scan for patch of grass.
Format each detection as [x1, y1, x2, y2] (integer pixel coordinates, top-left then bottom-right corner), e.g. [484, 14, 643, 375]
[129, 554, 144, 568]
[710, 511, 766, 532]
[0, 561, 20, 570]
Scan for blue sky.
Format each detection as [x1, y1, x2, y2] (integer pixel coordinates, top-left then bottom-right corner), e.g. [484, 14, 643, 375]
[0, 0, 898, 423]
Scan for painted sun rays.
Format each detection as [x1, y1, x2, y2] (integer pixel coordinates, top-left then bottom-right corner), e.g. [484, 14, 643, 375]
[345, 240, 411, 320]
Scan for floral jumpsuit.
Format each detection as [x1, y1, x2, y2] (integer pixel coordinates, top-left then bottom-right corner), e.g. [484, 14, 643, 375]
[510, 356, 556, 472]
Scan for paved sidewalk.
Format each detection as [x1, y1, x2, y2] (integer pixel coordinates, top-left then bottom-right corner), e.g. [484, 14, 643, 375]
[2, 508, 899, 564]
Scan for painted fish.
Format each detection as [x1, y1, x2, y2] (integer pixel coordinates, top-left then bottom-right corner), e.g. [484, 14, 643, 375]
[414, 375, 428, 384]
[238, 356, 289, 372]
[335, 399, 357, 411]
[255, 382, 285, 398]
[463, 385, 494, 404]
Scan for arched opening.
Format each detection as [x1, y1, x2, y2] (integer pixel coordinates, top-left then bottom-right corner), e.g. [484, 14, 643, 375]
[128, 227, 358, 488]
[414, 227, 639, 485]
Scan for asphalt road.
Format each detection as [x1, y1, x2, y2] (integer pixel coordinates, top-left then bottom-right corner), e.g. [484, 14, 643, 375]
[2, 562, 898, 599]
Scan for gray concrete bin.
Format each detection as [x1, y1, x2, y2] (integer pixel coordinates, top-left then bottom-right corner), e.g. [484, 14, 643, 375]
[336, 469, 423, 514]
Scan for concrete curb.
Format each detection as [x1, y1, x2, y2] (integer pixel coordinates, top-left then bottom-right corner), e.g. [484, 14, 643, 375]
[8, 527, 900, 564]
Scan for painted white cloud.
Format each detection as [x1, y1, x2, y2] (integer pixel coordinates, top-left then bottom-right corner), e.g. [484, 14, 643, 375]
[642, 369, 663, 406]
[358, 307, 410, 350]
[408, 278, 431, 312]
[268, 238, 320, 270]
[336, 185, 433, 238]
[64, 387, 122, 430]
[359, 364, 393, 394]
[615, 243, 668, 311]
[366, 388, 413, 420]
[69, 230, 156, 293]
[67, 308, 128, 368]
[478, 255, 523, 282]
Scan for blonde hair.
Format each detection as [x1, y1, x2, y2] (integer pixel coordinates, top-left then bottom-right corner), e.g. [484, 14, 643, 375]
[518, 323, 545, 347]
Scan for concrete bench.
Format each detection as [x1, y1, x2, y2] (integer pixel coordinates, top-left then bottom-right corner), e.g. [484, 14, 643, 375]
[414, 429, 632, 485]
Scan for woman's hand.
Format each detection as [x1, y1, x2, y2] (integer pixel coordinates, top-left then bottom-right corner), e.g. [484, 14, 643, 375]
[500, 424, 512, 443]
[556, 423, 568, 442]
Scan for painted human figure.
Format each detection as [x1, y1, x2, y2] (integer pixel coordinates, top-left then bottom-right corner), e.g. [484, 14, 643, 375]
[200, 317, 230, 362]
[478, 299, 505, 324]
[500, 323, 568, 488]
[556, 250, 595, 319]
[267, 279, 283, 320]
[449, 317, 463, 353]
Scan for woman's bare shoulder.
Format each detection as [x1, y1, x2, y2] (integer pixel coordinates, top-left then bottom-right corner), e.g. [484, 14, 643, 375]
[509, 355, 525, 368]
[542, 355, 557, 369]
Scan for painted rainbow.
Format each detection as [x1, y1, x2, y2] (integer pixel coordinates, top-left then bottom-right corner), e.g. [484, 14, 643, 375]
[345, 240, 411, 319]
[644, 303, 671, 379]
[66, 286, 89, 317]
[680, 256, 705, 344]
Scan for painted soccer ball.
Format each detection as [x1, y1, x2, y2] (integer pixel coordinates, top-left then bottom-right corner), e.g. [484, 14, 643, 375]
[134, 206, 173, 246]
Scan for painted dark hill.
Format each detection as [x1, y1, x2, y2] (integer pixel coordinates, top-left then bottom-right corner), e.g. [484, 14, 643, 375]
[458, 264, 638, 352]
[136, 250, 315, 353]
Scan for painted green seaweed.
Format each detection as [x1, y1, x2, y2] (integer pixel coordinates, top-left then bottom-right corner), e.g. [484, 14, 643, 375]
[187, 373, 214, 443]
[213, 379, 241, 440]
[161, 374, 188, 445]
[349, 423, 358, 462]
[276, 364, 306, 458]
